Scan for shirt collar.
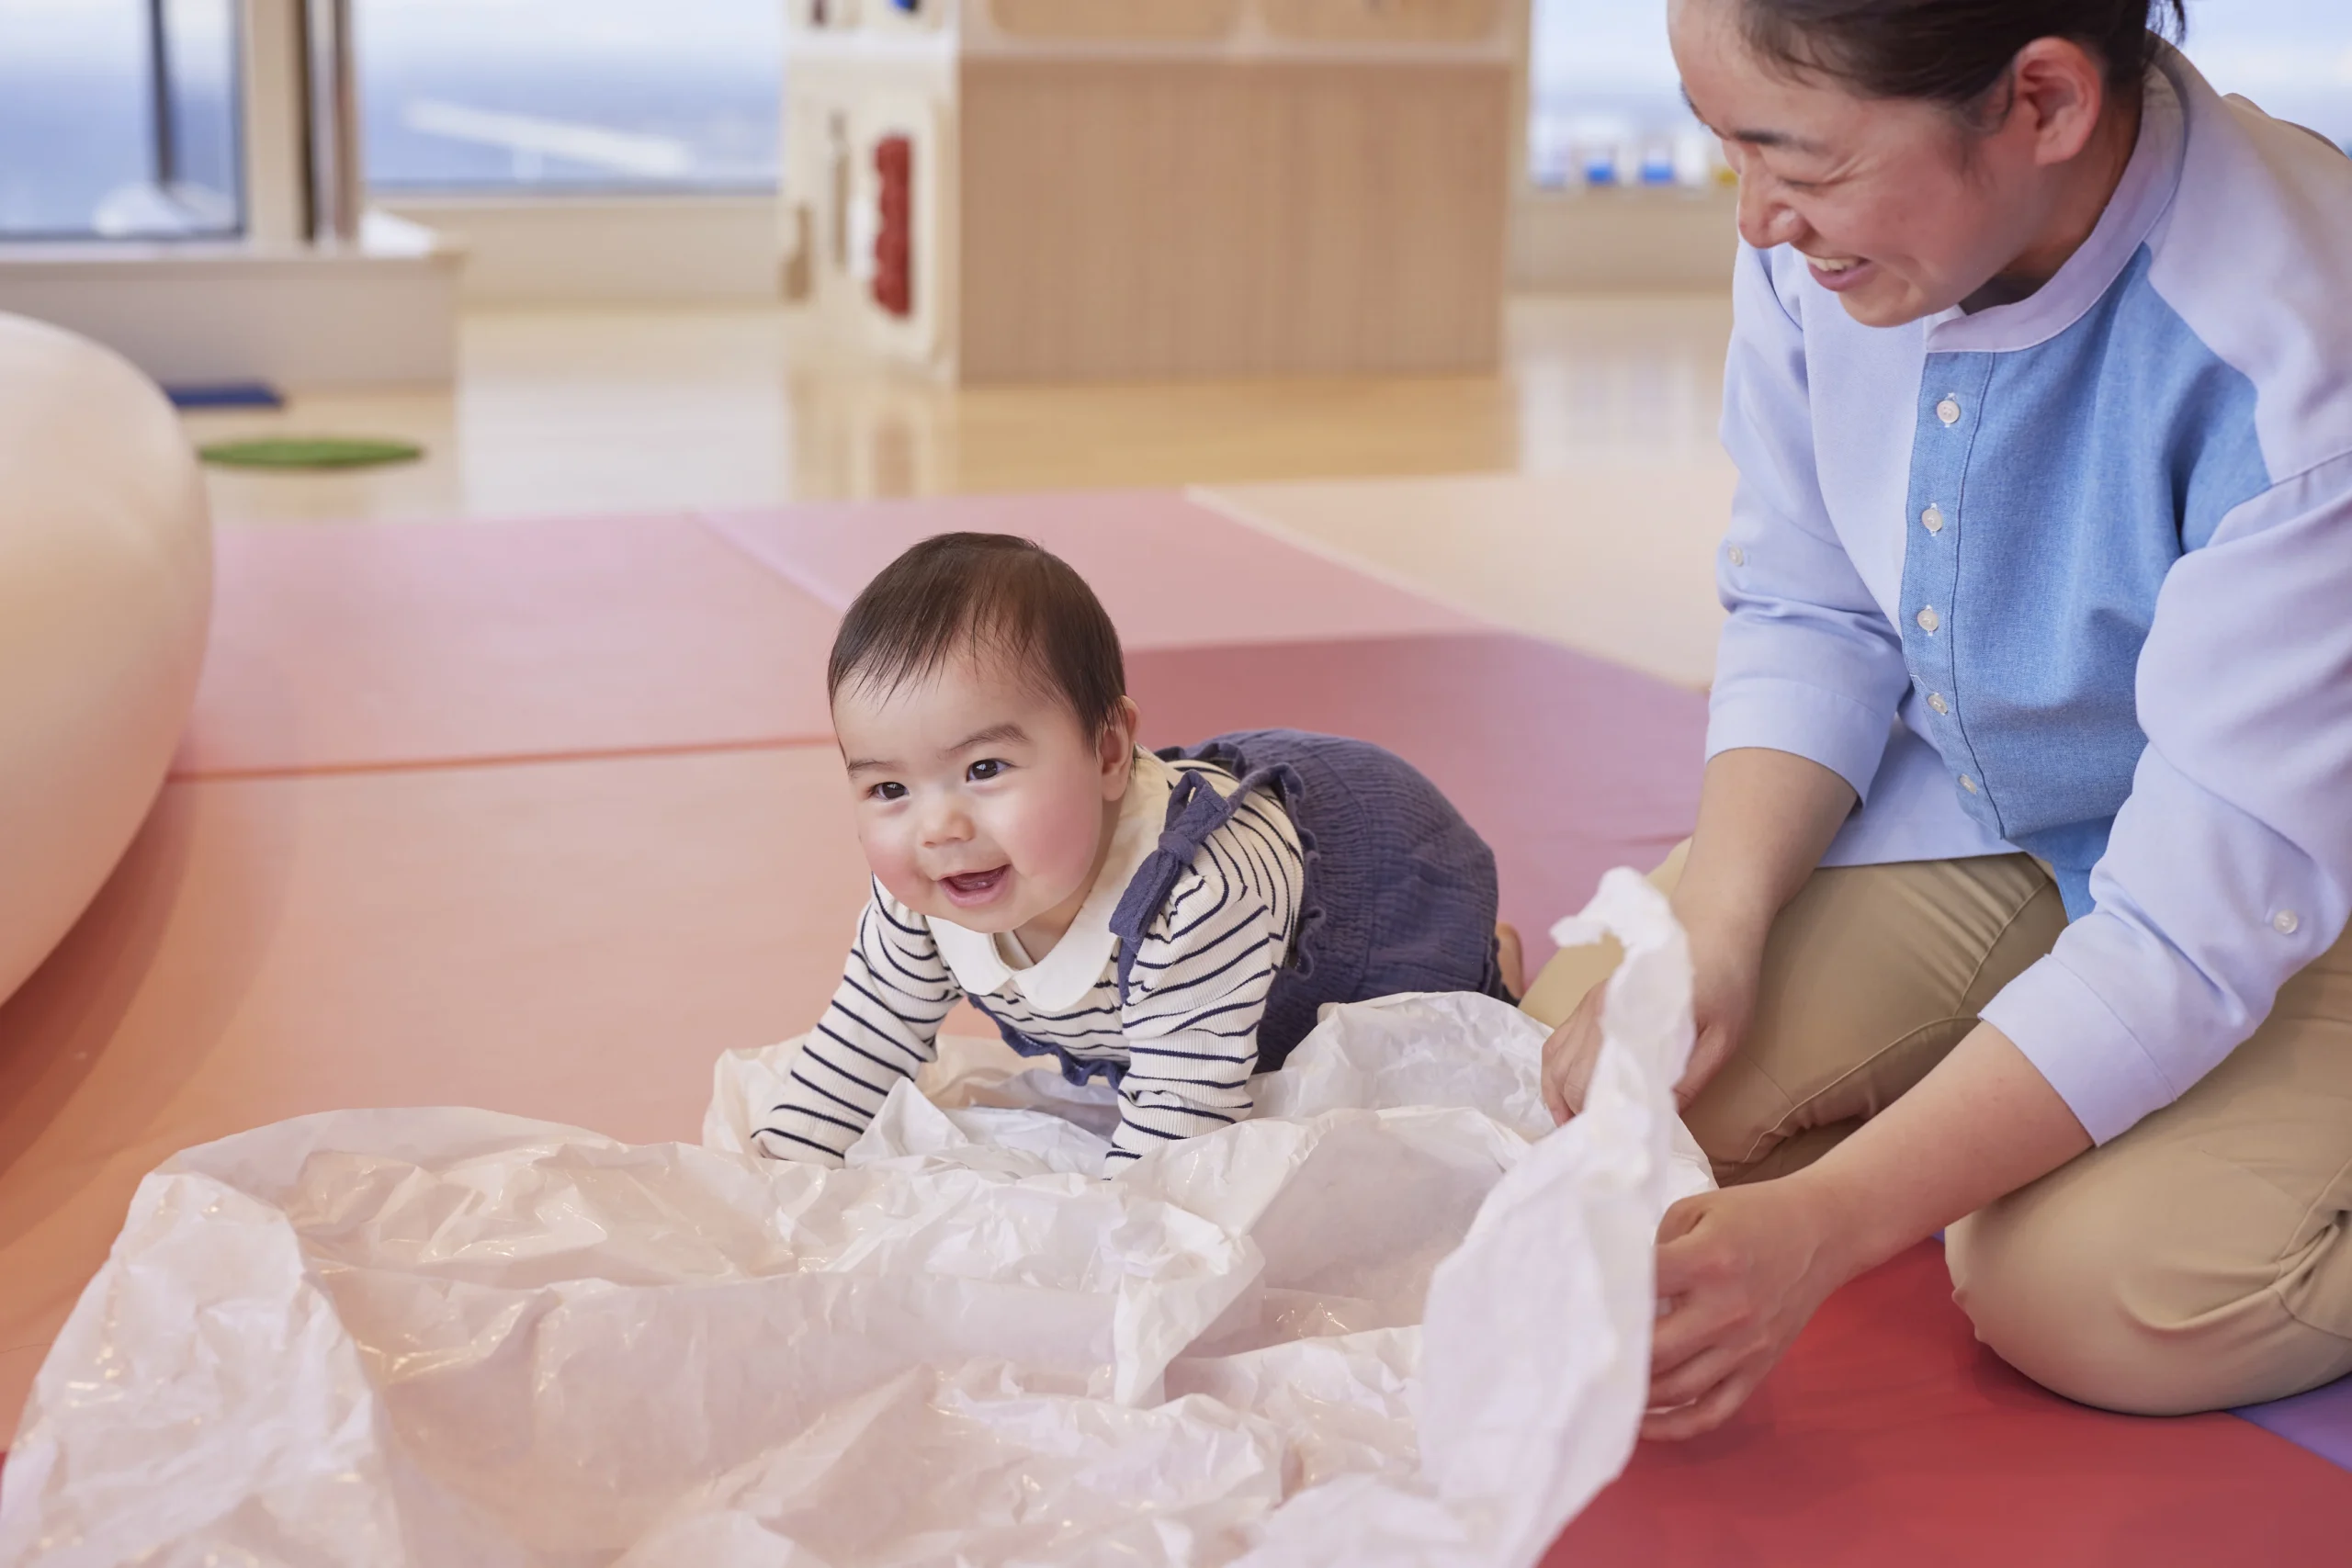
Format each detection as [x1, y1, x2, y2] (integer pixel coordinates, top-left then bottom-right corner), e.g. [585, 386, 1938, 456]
[1921, 56, 2186, 355]
[929, 750, 1181, 1012]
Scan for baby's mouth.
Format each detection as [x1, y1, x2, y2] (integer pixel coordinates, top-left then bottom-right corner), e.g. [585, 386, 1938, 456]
[940, 865, 1010, 903]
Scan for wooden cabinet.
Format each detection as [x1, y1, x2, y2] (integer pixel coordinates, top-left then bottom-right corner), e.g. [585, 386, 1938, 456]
[1259, 0, 1503, 44]
[989, 0, 1240, 40]
[784, 0, 1520, 383]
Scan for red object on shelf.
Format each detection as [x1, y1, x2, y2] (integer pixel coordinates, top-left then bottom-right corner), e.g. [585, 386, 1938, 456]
[872, 135, 913, 319]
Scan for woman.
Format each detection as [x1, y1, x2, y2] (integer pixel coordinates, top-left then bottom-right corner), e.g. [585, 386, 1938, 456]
[1531, 0, 2352, 1438]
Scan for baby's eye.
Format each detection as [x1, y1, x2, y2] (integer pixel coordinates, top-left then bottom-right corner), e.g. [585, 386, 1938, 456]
[967, 758, 1007, 783]
[867, 781, 908, 802]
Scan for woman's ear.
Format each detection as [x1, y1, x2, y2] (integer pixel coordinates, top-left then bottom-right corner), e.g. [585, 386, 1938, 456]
[1099, 696, 1142, 796]
[2010, 36, 2109, 166]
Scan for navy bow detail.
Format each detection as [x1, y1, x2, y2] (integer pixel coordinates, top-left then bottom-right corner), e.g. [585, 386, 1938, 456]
[1107, 764, 1293, 1007]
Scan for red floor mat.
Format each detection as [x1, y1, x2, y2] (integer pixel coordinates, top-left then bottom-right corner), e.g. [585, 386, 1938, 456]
[1547, 1243, 2352, 1565]
[698, 491, 1475, 649]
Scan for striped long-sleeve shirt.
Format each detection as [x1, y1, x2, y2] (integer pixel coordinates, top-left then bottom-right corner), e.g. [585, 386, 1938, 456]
[755, 751, 1306, 1170]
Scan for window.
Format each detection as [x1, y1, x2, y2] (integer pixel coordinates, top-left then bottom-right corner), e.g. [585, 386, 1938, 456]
[2188, 1, 2352, 150]
[0, 0, 242, 240]
[1527, 0, 2352, 192]
[1527, 0, 1718, 190]
[356, 0, 781, 193]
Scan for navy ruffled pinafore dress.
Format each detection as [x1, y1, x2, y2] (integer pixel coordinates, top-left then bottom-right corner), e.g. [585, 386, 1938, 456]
[976, 728, 1512, 1083]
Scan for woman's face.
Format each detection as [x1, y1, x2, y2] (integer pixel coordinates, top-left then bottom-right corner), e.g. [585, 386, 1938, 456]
[1669, 0, 2114, 327]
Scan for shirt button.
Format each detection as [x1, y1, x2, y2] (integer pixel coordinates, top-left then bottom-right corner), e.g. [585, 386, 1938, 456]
[1921, 504, 1945, 535]
[1917, 605, 1941, 633]
[1727, 545, 1746, 567]
[1961, 774, 1979, 795]
[1928, 693, 1950, 716]
[2274, 909, 2301, 935]
[1937, 397, 1962, 426]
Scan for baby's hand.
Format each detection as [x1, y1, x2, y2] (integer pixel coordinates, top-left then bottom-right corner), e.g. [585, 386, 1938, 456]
[748, 1122, 848, 1168]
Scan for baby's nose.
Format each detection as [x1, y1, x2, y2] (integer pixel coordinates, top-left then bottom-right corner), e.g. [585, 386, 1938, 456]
[919, 797, 974, 845]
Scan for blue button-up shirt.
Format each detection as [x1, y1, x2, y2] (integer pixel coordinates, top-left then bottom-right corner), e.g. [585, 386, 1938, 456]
[1710, 45, 2352, 1143]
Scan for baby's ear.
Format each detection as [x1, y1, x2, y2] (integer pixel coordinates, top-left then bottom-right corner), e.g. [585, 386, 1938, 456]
[1100, 696, 1142, 783]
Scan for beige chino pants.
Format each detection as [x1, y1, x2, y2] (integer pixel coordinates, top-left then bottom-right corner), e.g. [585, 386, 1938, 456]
[1523, 847, 2352, 1416]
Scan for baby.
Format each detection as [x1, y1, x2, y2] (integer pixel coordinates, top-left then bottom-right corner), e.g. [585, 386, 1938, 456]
[755, 532, 1519, 1172]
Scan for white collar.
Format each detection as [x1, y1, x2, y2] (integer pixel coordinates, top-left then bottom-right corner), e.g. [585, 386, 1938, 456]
[929, 750, 1182, 1013]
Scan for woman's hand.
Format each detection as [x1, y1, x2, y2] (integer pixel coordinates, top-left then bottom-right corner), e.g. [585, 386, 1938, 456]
[1542, 748, 1854, 1125]
[1540, 910, 1768, 1124]
[1641, 1173, 1859, 1439]
[1636, 1025, 2094, 1438]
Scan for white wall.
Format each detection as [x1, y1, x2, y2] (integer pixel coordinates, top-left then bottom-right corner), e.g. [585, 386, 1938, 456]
[1510, 186, 1737, 293]
[0, 240, 461, 389]
[375, 195, 783, 305]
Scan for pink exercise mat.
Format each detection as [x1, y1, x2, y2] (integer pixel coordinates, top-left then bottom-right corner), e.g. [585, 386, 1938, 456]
[0, 744, 876, 1443]
[697, 490, 1476, 649]
[175, 499, 1480, 783]
[21, 490, 2338, 1545]
[175, 514, 848, 779]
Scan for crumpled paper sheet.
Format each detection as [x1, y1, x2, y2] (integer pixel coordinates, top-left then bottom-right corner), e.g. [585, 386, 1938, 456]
[0, 871, 1703, 1568]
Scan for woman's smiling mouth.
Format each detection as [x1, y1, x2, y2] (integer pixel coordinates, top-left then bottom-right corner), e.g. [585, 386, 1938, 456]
[1804, 253, 1875, 292]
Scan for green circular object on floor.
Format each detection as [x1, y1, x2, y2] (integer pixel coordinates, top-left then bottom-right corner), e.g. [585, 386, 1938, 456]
[198, 436, 424, 470]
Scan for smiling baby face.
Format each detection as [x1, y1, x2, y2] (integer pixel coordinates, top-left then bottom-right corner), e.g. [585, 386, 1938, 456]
[835, 650, 1136, 951]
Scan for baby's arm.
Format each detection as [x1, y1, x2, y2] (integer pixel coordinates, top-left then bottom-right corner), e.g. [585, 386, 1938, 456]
[1109, 864, 1287, 1169]
[753, 884, 960, 1166]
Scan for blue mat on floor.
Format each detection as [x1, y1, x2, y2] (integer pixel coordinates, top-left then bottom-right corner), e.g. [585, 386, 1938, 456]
[164, 380, 284, 411]
[2238, 1376, 2352, 1470]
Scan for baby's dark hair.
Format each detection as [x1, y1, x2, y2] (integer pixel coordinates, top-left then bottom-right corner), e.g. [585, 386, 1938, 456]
[826, 533, 1128, 733]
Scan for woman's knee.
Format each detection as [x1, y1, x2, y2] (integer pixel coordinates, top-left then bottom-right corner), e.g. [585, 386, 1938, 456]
[1948, 1172, 2350, 1415]
[1948, 1198, 2196, 1414]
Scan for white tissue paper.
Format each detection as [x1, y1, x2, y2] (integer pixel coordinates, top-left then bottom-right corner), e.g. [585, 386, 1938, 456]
[0, 870, 1707, 1568]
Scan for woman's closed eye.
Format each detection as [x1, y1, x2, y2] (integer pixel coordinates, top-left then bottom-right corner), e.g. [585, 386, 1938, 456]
[1758, 159, 1828, 193]
[967, 757, 1010, 783]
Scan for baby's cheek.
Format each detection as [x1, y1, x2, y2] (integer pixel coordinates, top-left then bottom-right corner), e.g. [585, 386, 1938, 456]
[858, 822, 933, 912]
[1001, 784, 1105, 892]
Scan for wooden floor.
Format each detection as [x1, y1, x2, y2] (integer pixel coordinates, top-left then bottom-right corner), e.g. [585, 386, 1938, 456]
[179, 292, 1738, 685]
[183, 294, 1730, 516]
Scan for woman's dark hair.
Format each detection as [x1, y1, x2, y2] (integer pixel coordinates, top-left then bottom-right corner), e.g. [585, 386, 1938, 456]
[827, 532, 1127, 734]
[1739, 0, 2185, 107]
